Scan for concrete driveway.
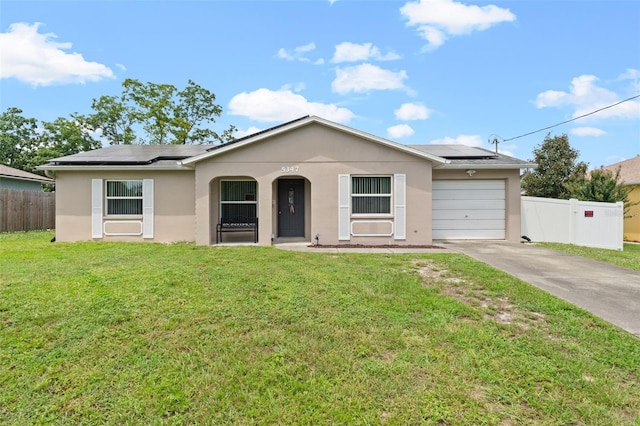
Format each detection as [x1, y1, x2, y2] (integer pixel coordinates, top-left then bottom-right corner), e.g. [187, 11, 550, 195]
[442, 240, 640, 336]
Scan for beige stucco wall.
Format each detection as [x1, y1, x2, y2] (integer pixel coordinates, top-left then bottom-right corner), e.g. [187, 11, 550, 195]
[195, 123, 435, 246]
[624, 185, 640, 242]
[54, 170, 196, 242]
[431, 168, 523, 242]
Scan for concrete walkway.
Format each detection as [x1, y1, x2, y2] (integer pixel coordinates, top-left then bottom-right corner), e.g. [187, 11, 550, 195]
[276, 241, 640, 336]
[442, 241, 640, 336]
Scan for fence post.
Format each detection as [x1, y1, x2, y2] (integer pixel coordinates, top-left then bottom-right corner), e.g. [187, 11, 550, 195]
[569, 198, 578, 245]
[616, 201, 624, 251]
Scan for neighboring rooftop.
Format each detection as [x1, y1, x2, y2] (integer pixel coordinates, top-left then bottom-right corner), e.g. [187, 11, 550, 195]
[601, 156, 640, 185]
[0, 164, 53, 182]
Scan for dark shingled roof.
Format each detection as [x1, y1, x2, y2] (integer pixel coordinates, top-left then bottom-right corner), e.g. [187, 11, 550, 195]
[46, 145, 214, 166]
[42, 125, 533, 169]
[410, 145, 533, 167]
[44, 117, 313, 166]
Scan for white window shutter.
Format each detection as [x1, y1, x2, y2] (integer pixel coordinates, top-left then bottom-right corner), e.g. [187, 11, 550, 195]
[394, 174, 406, 240]
[142, 179, 154, 238]
[91, 179, 103, 238]
[338, 174, 351, 241]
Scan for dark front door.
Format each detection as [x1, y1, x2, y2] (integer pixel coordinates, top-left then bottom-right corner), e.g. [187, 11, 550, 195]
[278, 179, 305, 237]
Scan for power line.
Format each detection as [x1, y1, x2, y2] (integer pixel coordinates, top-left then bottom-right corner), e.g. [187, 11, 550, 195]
[492, 94, 640, 144]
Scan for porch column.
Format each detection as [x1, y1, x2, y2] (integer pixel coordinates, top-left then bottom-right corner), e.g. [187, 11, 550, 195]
[257, 176, 274, 246]
[194, 171, 210, 246]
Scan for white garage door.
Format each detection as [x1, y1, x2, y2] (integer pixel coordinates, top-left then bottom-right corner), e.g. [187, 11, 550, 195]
[432, 180, 505, 239]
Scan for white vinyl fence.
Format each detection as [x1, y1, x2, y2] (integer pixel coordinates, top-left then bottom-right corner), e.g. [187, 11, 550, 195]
[521, 196, 624, 251]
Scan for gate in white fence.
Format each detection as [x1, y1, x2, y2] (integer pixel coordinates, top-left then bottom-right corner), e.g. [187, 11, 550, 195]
[521, 196, 624, 251]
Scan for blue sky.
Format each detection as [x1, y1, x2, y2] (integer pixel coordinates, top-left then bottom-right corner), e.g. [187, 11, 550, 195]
[1, 0, 639, 168]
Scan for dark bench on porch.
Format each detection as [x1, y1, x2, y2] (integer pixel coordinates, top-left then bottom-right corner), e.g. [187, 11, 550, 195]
[216, 216, 258, 244]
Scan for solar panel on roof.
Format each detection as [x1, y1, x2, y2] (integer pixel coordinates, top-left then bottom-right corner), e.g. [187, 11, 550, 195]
[409, 145, 497, 159]
[48, 145, 213, 165]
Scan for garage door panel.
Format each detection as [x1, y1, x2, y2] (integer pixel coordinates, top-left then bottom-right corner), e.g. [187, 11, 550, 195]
[433, 180, 504, 190]
[433, 229, 505, 239]
[433, 199, 504, 210]
[433, 219, 505, 230]
[432, 189, 505, 200]
[432, 209, 505, 220]
[432, 180, 505, 240]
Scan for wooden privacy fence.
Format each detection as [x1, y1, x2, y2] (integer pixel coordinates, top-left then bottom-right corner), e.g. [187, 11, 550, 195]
[0, 189, 55, 233]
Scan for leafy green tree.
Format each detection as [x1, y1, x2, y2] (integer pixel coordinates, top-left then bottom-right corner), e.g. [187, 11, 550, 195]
[521, 133, 588, 199]
[88, 94, 140, 145]
[0, 107, 39, 171]
[89, 79, 235, 145]
[24, 116, 101, 173]
[569, 167, 638, 218]
[1, 108, 102, 174]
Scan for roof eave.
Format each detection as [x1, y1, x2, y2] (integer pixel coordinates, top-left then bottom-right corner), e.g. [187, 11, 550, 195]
[0, 174, 53, 183]
[36, 164, 193, 172]
[435, 162, 537, 170]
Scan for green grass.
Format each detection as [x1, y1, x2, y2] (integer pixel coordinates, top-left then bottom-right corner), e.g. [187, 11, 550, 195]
[538, 242, 640, 271]
[1, 231, 639, 425]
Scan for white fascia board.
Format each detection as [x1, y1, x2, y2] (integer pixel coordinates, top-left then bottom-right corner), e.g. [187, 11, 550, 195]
[435, 163, 537, 170]
[181, 116, 448, 166]
[36, 165, 193, 172]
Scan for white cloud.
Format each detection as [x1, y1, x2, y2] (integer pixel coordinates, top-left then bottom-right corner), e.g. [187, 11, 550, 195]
[535, 74, 640, 120]
[429, 134, 483, 147]
[281, 82, 306, 93]
[276, 48, 295, 61]
[387, 124, 415, 138]
[418, 27, 447, 50]
[332, 63, 408, 95]
[331, 42, 401, 63]
[618, 68, 640, 92]
[394, 102, 432, 120]
[0, 22, 115, 86]
[400, 0, 515, 50]
[228, 88, 355, 123]
[234, 126, 264, 139]
[295, 42, 316, 53]
[570, 127, 606, 137]
[618, 68, 640, 81]
[275, 42, 321, 64]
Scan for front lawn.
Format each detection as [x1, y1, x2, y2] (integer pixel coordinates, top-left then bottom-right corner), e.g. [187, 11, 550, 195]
[1, 232, 638, 425]
[538, 242, 640, 271]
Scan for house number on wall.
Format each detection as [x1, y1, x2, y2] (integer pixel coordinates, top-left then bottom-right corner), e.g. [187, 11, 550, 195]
[280, 166, 299, 173]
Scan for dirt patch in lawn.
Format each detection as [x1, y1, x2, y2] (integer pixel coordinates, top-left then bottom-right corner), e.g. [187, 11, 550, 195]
[415, 260, 547, 332]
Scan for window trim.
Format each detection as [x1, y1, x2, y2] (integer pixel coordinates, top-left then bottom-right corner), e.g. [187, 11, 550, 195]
[105, 179, 144, 217]
[350, 175, 393, 217]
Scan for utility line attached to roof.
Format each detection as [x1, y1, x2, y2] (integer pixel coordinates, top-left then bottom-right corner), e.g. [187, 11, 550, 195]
[489, 93, 640, 146]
